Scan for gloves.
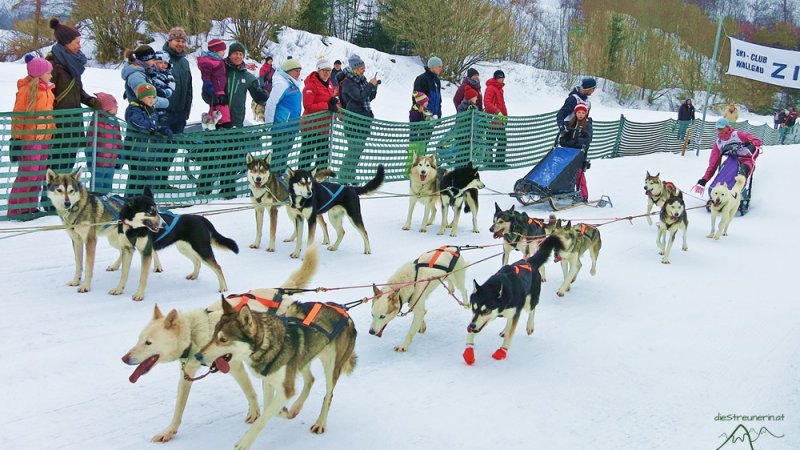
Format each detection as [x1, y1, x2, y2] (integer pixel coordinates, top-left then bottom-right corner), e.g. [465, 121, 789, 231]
[696, 178, 707, 187]
[327, 97, 339, 112]
[213, 93, 228, 106]
[558, 124, 566, 132]
[583, 159, 591, 170]
[202, 80, 215, 98]
[158, 126, 174, 140]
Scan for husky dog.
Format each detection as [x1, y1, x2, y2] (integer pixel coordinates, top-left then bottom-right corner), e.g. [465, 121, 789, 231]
[437, 161, 485, 237]
[121, 247, 318, 443]
[251, 100, 266, 123]
[403, 154, 440, 232]
[546, 218, 602, 297]
[490, 203, 548, 281]
[45, 168, 162, 293]
[644, 171, 678, 226]
[200, 110, 223, 131]
[196, 299, 357, 448]
[246, 153, 333, 252]
[285, 165, 385, 258]
[464, 235, 563, 365]
[369, 245, 469, 352]
[114, 187, 238, 301]
[708, 175, 746, 240]
[656, 191, 688, 264]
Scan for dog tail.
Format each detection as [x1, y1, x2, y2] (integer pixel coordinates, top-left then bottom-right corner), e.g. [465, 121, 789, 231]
[526, 235, 564, 268]
[732, 174, 746, 194]
[207, 219, 240, 254]
[314, 169, 337, 180]
[343, 351, 357, 375]
[355, 164, 385, 196]
[280, 245, 318, 290]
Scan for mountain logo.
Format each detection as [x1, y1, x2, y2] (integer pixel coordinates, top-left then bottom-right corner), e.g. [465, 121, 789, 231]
[716, 423, 784, 450]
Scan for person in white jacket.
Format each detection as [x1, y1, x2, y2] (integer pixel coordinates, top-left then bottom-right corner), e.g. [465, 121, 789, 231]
[265, 59, 303, 171]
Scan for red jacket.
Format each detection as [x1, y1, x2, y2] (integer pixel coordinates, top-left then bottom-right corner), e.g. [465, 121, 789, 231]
[302, 71, 335, 115]
[483, 78, 507, 116]
[88, 119, 122, 168]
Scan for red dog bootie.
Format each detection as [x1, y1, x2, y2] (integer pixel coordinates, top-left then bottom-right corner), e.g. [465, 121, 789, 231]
[463, 345, 476, 365]
[492, 347, 508, 360]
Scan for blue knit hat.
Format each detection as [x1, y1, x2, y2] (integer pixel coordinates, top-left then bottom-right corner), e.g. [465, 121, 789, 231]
[715, 118, 730, 129]
[581, 77, 597, 90]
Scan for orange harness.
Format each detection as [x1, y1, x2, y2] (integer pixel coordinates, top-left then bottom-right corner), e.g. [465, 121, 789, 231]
[414, 246, 461, 280]
[226, 291, 284, 313]
[512, 262, 533, 275]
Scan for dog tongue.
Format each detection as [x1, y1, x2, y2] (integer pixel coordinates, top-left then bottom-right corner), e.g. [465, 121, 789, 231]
[214, 356, 230, 374]
[129, 355, 159, 383]
[420, 174, 427, 181]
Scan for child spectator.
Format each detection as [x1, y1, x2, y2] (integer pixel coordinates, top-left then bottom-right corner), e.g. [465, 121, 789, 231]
[124, 83, 171, 194]
[87, 92, 122, 194]
[8, 55, 55, 217]
[152, 51, 175, 99]
[197, 39, 231, 128]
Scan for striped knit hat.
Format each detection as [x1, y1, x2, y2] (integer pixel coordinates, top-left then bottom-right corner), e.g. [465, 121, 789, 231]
[135, 83, 157, 100]
[208, 39, 226, 53]
[413, 91, 429, 108]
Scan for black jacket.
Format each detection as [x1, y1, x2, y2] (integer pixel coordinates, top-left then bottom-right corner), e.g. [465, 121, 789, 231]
[677, 101, 695, 121]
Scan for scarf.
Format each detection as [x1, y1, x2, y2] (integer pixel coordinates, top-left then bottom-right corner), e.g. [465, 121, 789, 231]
[51, 43, 87, 79]
[467, 77, 481, 93]
[344, 69, 373, 113]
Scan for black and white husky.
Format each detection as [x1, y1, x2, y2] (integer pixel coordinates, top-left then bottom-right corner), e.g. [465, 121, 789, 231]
[463, 235, 563, 365]
[285, 165, 385, 258]
[438, 161, 485, 237]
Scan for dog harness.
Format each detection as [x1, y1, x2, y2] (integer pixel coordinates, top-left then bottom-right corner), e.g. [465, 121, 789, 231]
[316, 182, 346, 214]
[225, 290, 285, 313]
[253, 174, 291, 204]
[96, 194, 126, 230]
[413, 246, 461, 281]
[154, 210, 180, 243]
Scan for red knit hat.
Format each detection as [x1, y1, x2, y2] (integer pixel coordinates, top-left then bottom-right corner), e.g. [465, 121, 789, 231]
[464, 85, 479, 101]
[208, 39, 226, 53]
[574, 102, 589, 115]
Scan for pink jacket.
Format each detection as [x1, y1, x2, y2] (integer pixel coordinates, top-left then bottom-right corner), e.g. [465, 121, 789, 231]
[703, 129, 761, 181]
[88, 120, 122, 168]
[197, 54, 227, 95]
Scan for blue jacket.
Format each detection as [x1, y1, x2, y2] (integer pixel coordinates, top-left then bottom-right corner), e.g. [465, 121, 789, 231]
[412, 69, 442, 118]
[125, 101, 158, 133]
[121, 62, 169, 109]
[265, 69, 302, 124]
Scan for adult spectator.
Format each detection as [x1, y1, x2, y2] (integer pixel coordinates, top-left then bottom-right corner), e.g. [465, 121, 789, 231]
[301, 58, 337, 168]
[258, 55, 275, 93]
[161, 27, 192, 134]
[676, 98, 695, 141]
[483, 70, 508, 168]
[453, 68, 482, 111]
[198, 41, 268, 197]
[121, 45, 168, 108]
[722, 103, 739, 123]
[339, 54, 378, 181]
[409, 56, 443, 158]
[781, 106, 797, 144]
[773, 109, 785, 130]
[265, 58, 303, 172]
[331, 60, 343, 88]
[556, 77, 595, 132]
[45, 18, 98, 176]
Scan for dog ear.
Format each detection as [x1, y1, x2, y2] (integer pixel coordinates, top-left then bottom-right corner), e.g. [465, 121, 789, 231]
[412, 154, 420, 165]
[565, 220, 572, 228]
[372, 283, 381, 297]
[246, 152, 253, 164]
[164, 309, 179, 329]
[265, 152, 272, 164]
[71, 166, 83, 177]
[495, 202, 502, 214]
[509, 205, 515, 212]
[285, 167, 294, 179]
[646, 170, 651, 178]
[237, 304, 257, 334]
[153, 304, 163, 319]
[143, 186, 154, 199]
[46, 168, 57, 184]
[548, 214, 557, 224]
[222, 296, 236, 314]
[472, 279, 480, 292]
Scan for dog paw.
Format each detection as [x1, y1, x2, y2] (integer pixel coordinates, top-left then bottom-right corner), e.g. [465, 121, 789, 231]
[68, 278, 81, 287]
[132, 292, 145, 302]
[289, 252, 300, 259]
[283, 237, 294, 243]
[151, 429, 178, 443]
[472, 229, 480, 234]
[185, 273, 199, 280]
[108, 287, 124, 296]
[419, 322, 427, 334]
[661, 259, 670, 264]
[279, 406, 299, 420]
[658, 250, 664, 255]
[245, 409, 259, 423]
[77, 284, 90, 293]
[492, 347, 507, 360]
[682, 246, 688, 251]
[310, 423, 327, 434]
[105, 265, 119, 272]
[394, 345, 409, 352]
[402, 225, 410, 231]
[556, 290, 566, 297]
[463, 347, 476, 365]
[706, 233, 714, 239]
[154, 265, 164, 273]
[436, 229, 445, 236]
[499, 330, 505, 338]
[449, 232, 458, 237]
[249, 243, 259, 249]
[327, 245, 338, 251]
[418, 228, 427, 233]
[462, 302, 470, 309]
[527, 326, 535, 335]
[713, 235, 721, 240]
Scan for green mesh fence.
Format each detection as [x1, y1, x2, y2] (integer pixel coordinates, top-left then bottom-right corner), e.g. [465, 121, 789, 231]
[0, 106, 788, 221]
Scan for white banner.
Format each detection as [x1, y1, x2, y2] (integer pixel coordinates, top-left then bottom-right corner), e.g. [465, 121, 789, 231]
[726, 37, 800, 89]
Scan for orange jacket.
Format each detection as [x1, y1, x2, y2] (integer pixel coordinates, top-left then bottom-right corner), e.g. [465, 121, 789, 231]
[12, 77, 56, 141]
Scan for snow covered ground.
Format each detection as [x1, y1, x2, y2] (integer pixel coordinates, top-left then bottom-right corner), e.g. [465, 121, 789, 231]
[1, 145, 798, 449]
[1, 27, 796, 450]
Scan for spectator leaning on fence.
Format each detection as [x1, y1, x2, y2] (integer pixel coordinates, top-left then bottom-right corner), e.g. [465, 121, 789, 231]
[265, 58, 304, 172]
[8, 56, 55, 217]
[483, 69, 509, 168]
[45, 18, 99, 176]
[87, 92, 122, 194]
[338, 53, 379, 181]
[301, 58, 337, 169]
[124, 83, 173, 195]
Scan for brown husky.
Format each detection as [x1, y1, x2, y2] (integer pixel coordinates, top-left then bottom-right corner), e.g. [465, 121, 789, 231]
[546, 218, 602, 297]
[403, 154, 440, 232]
[644, 171, 678, 226]
[656, 191, 688, 264]
[196, 298, 357, 449]
[121, 247, 319, 443]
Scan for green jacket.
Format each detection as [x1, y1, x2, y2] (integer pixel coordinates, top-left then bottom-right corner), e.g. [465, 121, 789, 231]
[202, 58, 268, 128]
[162, 42, 192, 120]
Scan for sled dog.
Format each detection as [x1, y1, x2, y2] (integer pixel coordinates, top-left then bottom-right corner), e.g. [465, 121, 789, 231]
[121, 248, 318, 442]
[46, 168, 162, 293]
[437, 161, 484, 237]
[644, 171, 678, 226]
[708, 175, 746, 240]
[369, 245, 469, 352]
[463, 235, 563, 365]
[196, 297, 357, 448]
[402, 154, 440, 232]
[546, 218, 602, 297]
[489, 202, 548, 281]
[246, 153, 333, 252]
[656, 191, 688, 264]
[113, 187, 238, 301]
[285, 164, 385, 258]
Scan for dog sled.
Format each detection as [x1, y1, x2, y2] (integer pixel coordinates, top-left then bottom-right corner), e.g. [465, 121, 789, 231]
[699, 142, 758, 216]
[512, 144, 611, 211]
